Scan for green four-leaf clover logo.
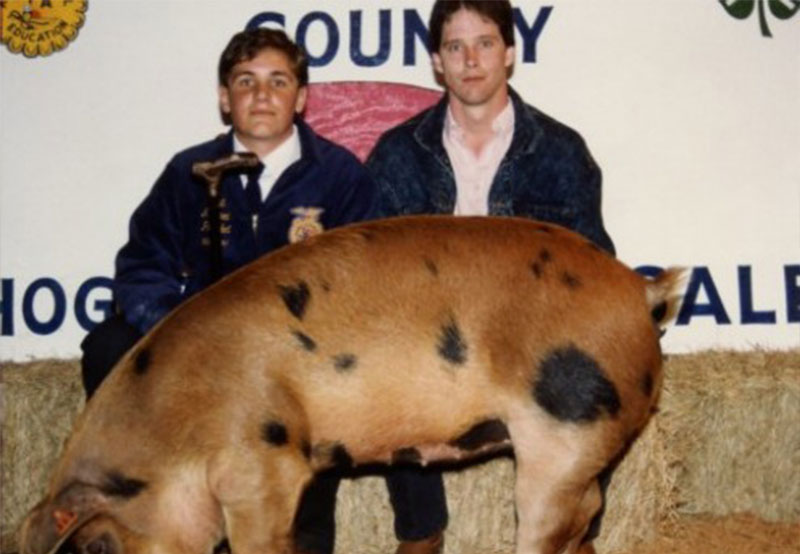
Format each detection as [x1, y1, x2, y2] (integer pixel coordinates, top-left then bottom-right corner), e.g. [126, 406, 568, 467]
[719, 0, 800, 37]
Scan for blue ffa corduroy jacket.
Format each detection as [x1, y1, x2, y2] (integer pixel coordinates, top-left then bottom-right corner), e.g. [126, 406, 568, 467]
[366, 87, 615, 255]
[114, 119, 378, 333]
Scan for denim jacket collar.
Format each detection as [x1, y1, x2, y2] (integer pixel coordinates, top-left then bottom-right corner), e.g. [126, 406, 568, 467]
[411, 94, 455, 213]
[413, 87, 544, 157]
[410, 86, 545, 215]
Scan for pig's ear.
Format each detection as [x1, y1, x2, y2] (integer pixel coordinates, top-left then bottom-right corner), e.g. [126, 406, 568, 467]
[19, 483, 106, 554]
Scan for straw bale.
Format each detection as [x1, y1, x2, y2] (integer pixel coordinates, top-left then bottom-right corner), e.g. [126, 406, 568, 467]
[333, 458, 517, 554]
[615, 513, 800, 554]
[1, 360, 84, 552]
[662, 349, 800, 522]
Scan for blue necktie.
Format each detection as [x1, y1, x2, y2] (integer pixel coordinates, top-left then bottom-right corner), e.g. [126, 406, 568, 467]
[244, 162, 265, 232]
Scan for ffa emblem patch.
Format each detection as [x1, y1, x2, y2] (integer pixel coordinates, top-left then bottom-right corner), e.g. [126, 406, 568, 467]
[288, 207, 325, 243]
[1, 0, 87, 58]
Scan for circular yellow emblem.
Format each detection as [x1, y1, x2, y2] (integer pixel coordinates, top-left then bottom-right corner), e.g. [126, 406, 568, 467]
[1, 0, 87, 58]
[288, 207, 325, 243]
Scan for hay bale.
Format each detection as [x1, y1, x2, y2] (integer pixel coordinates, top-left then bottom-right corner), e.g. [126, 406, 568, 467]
[2, 350, 798, 554]
[663, 350, 800, 522]
[1, 360, 84, 553]
[333, 458, 517, 554]
[615, 513, 800, 554]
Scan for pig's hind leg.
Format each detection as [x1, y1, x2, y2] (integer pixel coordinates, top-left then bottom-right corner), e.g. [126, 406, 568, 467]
[507, 411, 606, 554]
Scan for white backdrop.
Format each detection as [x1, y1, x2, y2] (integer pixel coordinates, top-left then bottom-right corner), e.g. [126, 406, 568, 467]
[2, 0, 799, 360]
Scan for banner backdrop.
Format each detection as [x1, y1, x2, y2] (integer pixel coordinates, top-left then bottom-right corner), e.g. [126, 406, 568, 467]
[2, 0, 799, 361]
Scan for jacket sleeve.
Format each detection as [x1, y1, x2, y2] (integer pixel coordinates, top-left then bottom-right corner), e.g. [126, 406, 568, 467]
[566, 141, 616, 256]
[365, 133, 408, 219]
[113, 160, 187, 334]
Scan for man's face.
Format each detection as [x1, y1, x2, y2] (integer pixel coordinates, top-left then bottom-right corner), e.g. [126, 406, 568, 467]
[432, 8, 514, 108]
[219, 48, 307, 155]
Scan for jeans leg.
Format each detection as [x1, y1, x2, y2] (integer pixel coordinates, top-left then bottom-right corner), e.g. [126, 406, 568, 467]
[80, 314, 141, 399]
[294, 471, 341, 554]
[385, 466, 448, 541]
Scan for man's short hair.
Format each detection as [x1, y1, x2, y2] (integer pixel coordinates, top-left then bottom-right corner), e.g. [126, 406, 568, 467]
[428, 0, 515, 52]
[218, 28, 309, 87]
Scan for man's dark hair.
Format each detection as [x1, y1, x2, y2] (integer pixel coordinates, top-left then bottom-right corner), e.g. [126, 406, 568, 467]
[428, 0, 515, 52]
[218, 28, 309, 87]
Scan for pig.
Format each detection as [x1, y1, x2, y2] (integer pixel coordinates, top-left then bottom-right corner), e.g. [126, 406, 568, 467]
[20, 215, 683, 554]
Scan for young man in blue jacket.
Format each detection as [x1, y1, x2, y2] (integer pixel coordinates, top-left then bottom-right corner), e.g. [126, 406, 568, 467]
[366, 2, 615, 553]
[80, 27, 377, 554]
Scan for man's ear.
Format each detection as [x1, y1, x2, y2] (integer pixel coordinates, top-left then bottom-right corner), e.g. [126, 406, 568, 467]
[432, 52, 444, 75]
[218, 85, 232, 116]
[504, 45, 515, 69]
[294, 86, 308, 114]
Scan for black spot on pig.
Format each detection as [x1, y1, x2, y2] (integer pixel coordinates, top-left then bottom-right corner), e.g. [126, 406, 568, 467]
[651, 301, 667, 324]
[333, 353, 357, 373]
[449, 419, 510, 451]
[531, 262, 543, 279]
[101, 472, 147, 499]
[641, 371, 654, 397]
[312, 442, 353, 468]
[392, 447, 423, 465]
[292, 330, 317, 352]
[134, 349, 151, 376]
[423, 258, 439, 276]
[533, 346, 621, 422]
[279, 281, 310, 320]
[437, 319, 467, 365]
[539, 248, 552, 264]
[561, 272, 582, 289]
[262, 421, 289, 446]
[331, 444, 353, 467]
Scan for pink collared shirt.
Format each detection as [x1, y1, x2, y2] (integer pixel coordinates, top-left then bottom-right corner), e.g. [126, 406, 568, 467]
[443, 101, 515, 215]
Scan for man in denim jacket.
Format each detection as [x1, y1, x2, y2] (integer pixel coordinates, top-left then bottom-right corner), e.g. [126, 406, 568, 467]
[367, 1, 613, 255]
[366, 2, 614, 553]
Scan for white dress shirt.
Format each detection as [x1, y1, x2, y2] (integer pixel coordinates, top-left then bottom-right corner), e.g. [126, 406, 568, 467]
[234, 125, 302, 202]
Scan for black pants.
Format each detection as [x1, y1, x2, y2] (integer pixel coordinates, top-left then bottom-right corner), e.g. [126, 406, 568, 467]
[80, 314, 142, 397]
[80, 316, 450, 554]
[294, 467, 448, 553]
